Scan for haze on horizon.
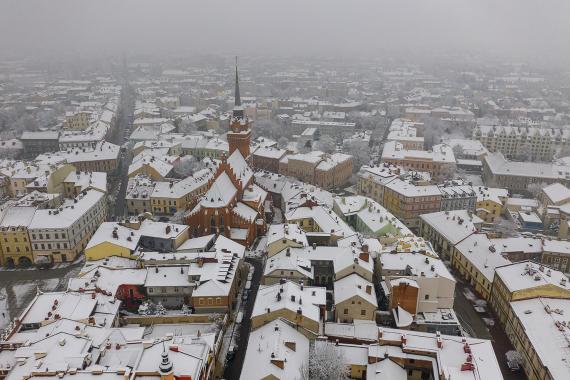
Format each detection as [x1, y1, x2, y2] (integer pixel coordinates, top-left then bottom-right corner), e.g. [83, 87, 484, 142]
[0, 0, 569, 67]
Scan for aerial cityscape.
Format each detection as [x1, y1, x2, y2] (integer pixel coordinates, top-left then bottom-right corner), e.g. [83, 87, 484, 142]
[1, 1, 570, 379]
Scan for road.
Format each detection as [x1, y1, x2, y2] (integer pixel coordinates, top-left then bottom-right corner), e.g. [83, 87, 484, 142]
[0, 261, 83, 330]
[223, 256, 263, 380]
[108, 82, 135, 219]
[453, 281, 527, 380]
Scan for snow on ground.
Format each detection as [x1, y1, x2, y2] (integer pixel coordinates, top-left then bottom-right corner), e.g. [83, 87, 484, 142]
[463, 288, 477, 302]
[0, 289, 8, 329]
[13, 283, 36, 308]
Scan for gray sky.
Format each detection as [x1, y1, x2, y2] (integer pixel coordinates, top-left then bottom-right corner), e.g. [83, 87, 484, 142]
[1, 0, 569, 65]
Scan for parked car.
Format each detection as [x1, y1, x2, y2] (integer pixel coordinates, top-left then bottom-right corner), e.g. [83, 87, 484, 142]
[236, 311, 244, 324]
[227, 344, 237, 361]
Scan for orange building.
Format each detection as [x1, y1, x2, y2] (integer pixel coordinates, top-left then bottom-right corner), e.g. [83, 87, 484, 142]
[185, 63, 267, 246]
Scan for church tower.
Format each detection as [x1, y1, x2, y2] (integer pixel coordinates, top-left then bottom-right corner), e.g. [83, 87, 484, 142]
[227, 58, 251, 159]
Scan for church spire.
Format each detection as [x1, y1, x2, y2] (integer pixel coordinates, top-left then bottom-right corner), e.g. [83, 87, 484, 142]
[234, 56, 241, 107]
[233, 57, 244, 119]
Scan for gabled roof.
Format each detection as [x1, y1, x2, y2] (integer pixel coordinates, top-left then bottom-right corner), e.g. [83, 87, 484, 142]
[201, 172, 237, 207]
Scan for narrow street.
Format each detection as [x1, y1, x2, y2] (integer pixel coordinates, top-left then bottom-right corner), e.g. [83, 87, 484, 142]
[109, 82, 134, 219]
[222, 256, 263, 380]
[453, 281, 526, 380]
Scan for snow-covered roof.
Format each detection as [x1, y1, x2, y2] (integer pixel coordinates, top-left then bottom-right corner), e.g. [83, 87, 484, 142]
[420, 210, 482, 245]
[382, 141, 456, 164]
[68, 266, 147, 295]
[266, 223, 309, 247]
[542, 182, 570, 204]
[240, 318, 309, 380]
[252, 281, 326, 324]
[510, 297, 570, 380]
[286, 205, 354, 238]
[19, 292, 98, 326]
[227, 149, 252, 189]
[380, 252, 454, 281]
[494, 260, 570, 293]
[63, 171, 107, 193]
[264, 249, 314, 280]
[473, 186, 508, 204]
[334, 273, 377, 306]
[86, 222, 141, 252]
[454, 234, 511, 283]
[0, 206, 36, 227]
[201, 172, 237, 207]
[144, 266, 189, 287]
[29, 190, 104, 229]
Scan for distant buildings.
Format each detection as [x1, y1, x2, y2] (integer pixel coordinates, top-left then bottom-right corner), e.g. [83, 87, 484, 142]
[20, 131, 60, 158]
[483, 151, 570, 192]
[381, 141, 456, 179]
[473, 125, 570, 161]
[279, 151, 353, 190]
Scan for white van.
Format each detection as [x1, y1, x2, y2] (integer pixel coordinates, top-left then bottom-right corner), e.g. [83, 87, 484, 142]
[245, 281, 252, 290]
[236, 311, 244, 324]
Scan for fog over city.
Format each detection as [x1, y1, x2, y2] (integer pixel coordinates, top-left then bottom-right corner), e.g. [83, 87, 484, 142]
[2, 2, 570, 380]
[1, 0, 570, 65]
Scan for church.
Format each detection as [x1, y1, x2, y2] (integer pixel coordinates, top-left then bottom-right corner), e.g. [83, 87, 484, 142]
[185, 63, 268, 246]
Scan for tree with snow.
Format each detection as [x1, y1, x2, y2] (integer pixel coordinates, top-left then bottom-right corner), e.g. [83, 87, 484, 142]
[527, 182, 547, 197]
[315, 135, 336, 153]
[277, 136, 289, 149]
[300, 341, 349, 380]
[517, 142, 533, 161]
[452, 144, 464, 159]
[174, 155, 204, 177]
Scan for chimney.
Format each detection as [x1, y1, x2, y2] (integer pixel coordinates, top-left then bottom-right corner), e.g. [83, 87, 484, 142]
[365, 285, 372, 295]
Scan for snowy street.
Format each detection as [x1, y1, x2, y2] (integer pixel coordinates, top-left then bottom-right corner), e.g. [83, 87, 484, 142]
[0, 263, 82, 330]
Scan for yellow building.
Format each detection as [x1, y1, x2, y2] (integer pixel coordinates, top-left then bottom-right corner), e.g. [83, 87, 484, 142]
[489, 260, 570, 328]
[265, 223, 308, 257]
[0, 206, 36, 267]
[63, 111, 91, 130]
[85, 223, 141, 261]
[334, 274, 377, 323]
[149, 170, 211, 216]
[474, 186, 508, 223]
[452, 233, 510, 300]
[128, 157, 173, 181]
[507, 297, 570, 380]
[251, 282, 326, 335]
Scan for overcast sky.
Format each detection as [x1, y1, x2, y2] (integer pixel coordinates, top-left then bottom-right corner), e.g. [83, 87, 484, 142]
[1, 0, 569, 66]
